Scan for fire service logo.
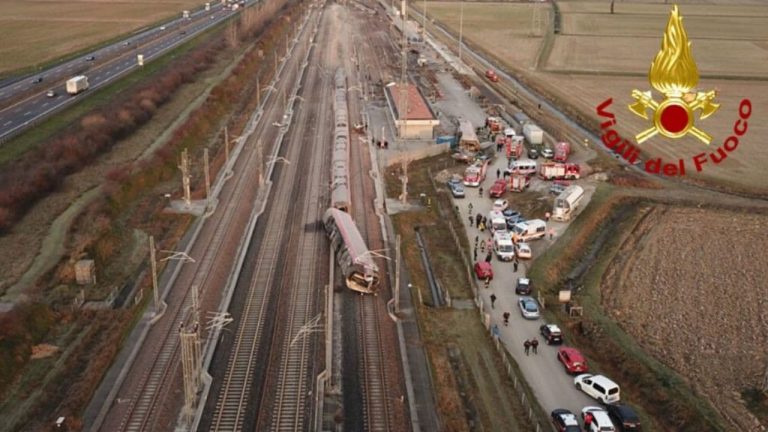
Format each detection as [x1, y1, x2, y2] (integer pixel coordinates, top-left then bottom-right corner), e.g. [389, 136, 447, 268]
[595, 5, 752, 176]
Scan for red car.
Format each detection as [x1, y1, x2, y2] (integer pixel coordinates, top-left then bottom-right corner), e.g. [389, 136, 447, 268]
[485, 69, 500, 82]
[557, 347, 588, 374]
[489, 179, 507, 198]
[473, 261, 493, 280]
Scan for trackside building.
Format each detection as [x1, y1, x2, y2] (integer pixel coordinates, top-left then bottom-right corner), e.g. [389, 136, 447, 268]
[384, 82, 440, 140]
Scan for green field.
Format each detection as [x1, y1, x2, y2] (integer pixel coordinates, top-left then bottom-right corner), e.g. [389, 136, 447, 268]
[0, 0, 207, 75]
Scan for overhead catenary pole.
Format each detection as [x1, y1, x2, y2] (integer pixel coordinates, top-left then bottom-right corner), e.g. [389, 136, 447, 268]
[422, 0, 428, 35]
[203, 148, 211, 203]
[458, 0, 464, 61]
[394, 234, 401, 313]
[149, 235, 159, 311]
[224, 125, 230, 162]
[179, 148, 191, 207]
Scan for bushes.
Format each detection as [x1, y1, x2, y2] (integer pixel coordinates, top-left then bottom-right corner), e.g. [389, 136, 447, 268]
[0, 303, 54, 396]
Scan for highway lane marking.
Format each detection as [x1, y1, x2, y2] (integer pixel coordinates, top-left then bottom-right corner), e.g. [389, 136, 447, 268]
[42, 102, 49, 107]
[3, 121, 11, 127]
[24, 111, 32, 117]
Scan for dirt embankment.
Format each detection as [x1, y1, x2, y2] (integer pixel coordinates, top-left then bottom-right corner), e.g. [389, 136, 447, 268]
[602, 206, 768, 431]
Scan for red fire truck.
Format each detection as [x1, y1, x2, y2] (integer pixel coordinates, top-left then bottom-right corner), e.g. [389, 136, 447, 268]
[538, 162, 581, 180]
[463, 159, 490, 187]
[554, 141, 571, 162]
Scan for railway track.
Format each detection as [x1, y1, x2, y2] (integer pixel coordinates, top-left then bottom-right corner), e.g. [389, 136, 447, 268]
[206, 7, 327, 431]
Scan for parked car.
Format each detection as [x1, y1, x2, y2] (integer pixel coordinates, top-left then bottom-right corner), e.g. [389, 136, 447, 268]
[492, 199, 509, 212]
[474, 261, 493, 280]
[558, 347, 588, 374]
[489, 179, 507, 198]
[448, 178, 465, 198]
[46, 90, 56, 98]
[528, 147, 540, 159]
[605, 404, 641, 431]
[123, 41, 130, 46]
[541, 147, 555, 159]
[160, 25, 167, 30]
[582, 407, 616, 432]
[518, 296, 540, 319]
[85, 55, 96, 61]
[550, 183, 567, 195]
[31, 76, 43, 84]
[574, 374, 620, 404]
[540, 324, 563, 345]
[551, 409, 582, 432]
[515, 242, 532, 259]
[515, 277, 531, 295]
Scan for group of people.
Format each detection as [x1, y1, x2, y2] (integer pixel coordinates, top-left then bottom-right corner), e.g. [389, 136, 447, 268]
[523, 338, 539, 355]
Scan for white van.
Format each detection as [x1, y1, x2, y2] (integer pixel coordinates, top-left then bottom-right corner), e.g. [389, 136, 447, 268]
[506, 159, 537, 175]
[493, 232, 515, 261]
[512, 219, 547, 241]
[488, 210, 507, 233]
[574, 374, 620, 404]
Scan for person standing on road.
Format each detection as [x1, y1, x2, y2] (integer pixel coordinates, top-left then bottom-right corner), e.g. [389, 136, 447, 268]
[496, 168, 501, 178]
[484, 277, 491, 290]
[503, 312, 510, 326]
[486, 237, 492, 251]
[490, 293, 497, 309]
[469, 215, 474, 226]
[485, 252, 492, 263]
[531, 338, 539, 355]
[549, 228, 555, 240]
[524, 339, 531, 355]
[480, 241, 486, 253]
[474, 236, 479, 248]
[513, 260, 518, 272]
[473, 248, 478, 261]
[544, 211, 550, 222]
[476, 213, 482, 227]
[468, 202, 473, 215]
[479, 186, 483, 196]
[584, 412, 594, 428]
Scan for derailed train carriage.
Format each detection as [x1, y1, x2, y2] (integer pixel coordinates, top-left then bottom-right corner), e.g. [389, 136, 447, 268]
[331, 68, 351, 211]
[323, 208, 380, 294]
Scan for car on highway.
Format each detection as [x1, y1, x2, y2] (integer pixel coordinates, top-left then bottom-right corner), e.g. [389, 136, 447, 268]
[123, 41, 130, 46]
[540, 323, 563, 345]
[605, 404, 641, 431]
[448, 177, 465, 198]
[492, 199, 509, 212]
[582, 406, 616, 432]
[551, 408, 582, 432]
[515, 277, 531, 295]
[518, 296, 540, 319]
[31, 76, 43, 84]
[85, 55, 96, 61]
[541, 147, 554, 159]
[160, 25, 167, 30]
[574, 374, 620, 404]
[474, 261, 493, 280]
[558, 347, 589, 374]
[528, 147, 540, 159]
[46, 90, 56, 98]
[180, 30, 187, 34]
[515, 242, 531, 259]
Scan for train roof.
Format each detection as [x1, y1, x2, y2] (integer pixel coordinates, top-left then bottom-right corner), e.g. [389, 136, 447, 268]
[324, 208, 378, 271]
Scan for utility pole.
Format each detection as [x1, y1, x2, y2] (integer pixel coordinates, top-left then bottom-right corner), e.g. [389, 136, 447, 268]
[394, 234, 401, 313]
[256, 76, 261, 107]
[458, 0, 464, 61]
[149, 235, 159, 311]
[399, 0, 409, 141]
[224, 125, 230, 163]
[203, 148, 211, 202]
[256, 139, 265, 186]
[422, 0, 427, 35]
[179, 148, 191, 207]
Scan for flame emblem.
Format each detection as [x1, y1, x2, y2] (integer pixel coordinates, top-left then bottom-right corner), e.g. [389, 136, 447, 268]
[628, 5, 719, 144]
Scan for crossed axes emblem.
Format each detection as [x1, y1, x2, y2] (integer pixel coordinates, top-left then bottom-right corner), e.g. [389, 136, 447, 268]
[629, 89, 719, 145]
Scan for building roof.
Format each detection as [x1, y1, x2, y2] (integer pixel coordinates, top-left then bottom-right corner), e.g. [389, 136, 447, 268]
[385, 83, 436, 121]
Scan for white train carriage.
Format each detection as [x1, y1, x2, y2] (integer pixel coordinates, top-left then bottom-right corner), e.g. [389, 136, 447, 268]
[323, 208, 380, 294]
[335, 68, 346, 89]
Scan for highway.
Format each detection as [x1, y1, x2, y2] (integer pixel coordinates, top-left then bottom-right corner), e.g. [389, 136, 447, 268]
[0, 1, 242, 143]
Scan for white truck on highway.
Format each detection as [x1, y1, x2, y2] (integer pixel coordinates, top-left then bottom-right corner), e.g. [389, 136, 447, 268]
[66, 76, 89, 95]
[512, 219, 547, 241]
[552, 185, 584, 222]
[523, 123, 543, 146]
[493, 232, 516, 261]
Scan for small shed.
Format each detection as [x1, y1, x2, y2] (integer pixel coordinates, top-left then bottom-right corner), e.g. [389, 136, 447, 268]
[75, 259, 96, 285]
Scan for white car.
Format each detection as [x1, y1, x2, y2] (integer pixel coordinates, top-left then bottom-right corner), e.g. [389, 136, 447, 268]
[492, 199, 509, 212]
[581, 406, 616, 432]
[515, 242, 532, 259]
[574, 374, 621, 404]
[541, 148, 554, 159]
[518, 296, 540, 320]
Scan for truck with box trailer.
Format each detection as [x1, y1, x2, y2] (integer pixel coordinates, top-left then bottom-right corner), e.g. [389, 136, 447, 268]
[538, 162, 581, 180]
[523, 123, 543, 146]
[66, 76, 89, 95]
[554, 141, 571, 162]
[552, 185, 584, 221]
